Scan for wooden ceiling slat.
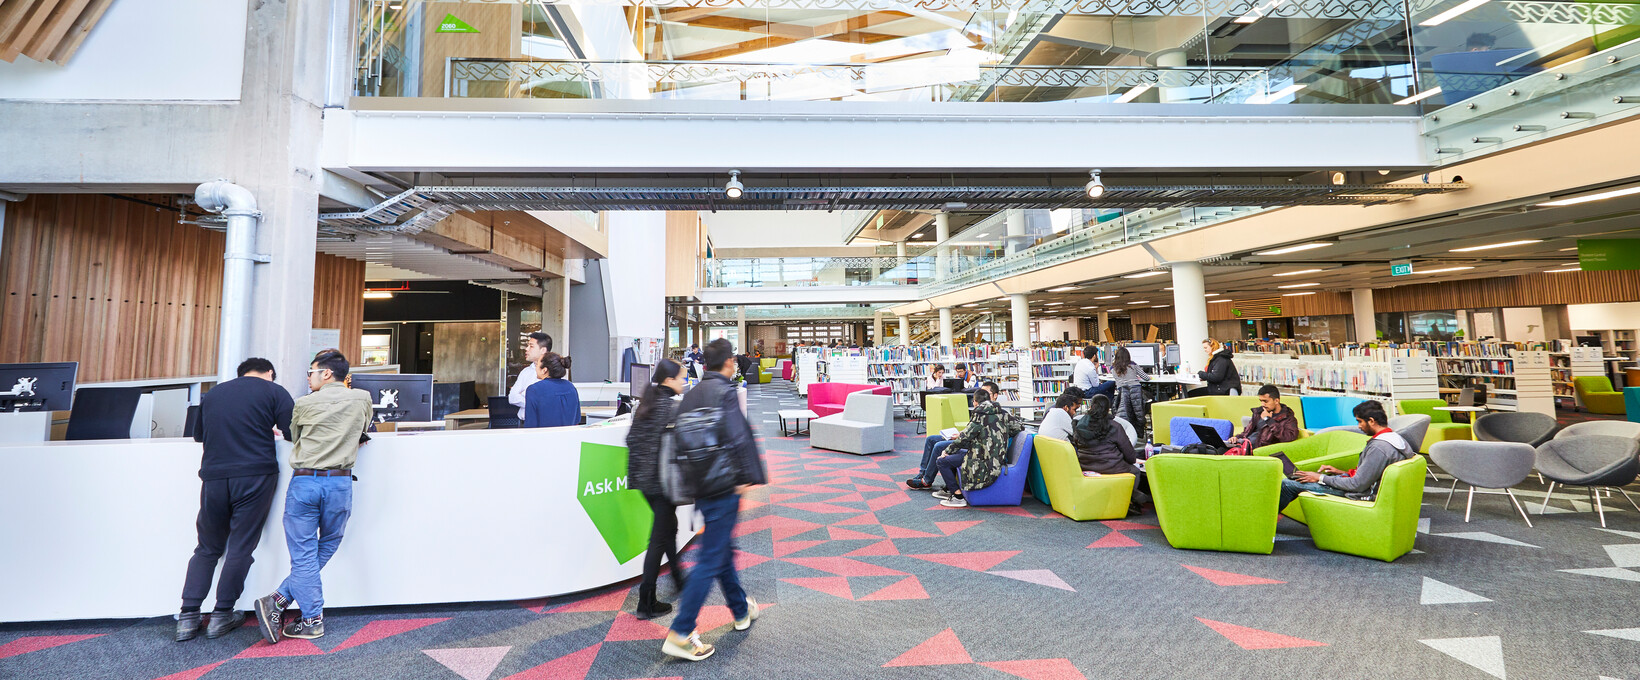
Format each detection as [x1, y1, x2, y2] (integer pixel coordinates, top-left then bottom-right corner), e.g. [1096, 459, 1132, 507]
[21, 0, 89, 61]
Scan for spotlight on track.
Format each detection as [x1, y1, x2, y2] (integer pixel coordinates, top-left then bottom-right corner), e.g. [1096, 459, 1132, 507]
[725, 170, 744, 199]
[1085, 170, 1105, 199]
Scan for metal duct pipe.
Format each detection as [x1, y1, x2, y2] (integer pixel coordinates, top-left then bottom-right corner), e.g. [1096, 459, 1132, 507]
[194, 181, 262, 384]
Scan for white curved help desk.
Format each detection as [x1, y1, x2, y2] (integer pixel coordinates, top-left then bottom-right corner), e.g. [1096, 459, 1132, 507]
[0, 423, 694, 623]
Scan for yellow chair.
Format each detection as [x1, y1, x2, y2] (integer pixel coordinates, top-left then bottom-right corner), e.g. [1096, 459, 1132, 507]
[925, 394, 970, 434]
[1034, 437, 1135, 521]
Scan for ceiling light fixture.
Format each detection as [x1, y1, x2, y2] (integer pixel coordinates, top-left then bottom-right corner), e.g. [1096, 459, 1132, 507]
[1130, 300, 1150, 304]
[1204, 293, 1220, 297]
[1545, 267, 1581, 273]
[962, 303, 979, 307]
[1152, 304, 1170, 308]
[1538, 185, 1640, 207]
[1046, 302, 1064, 306]
[1420, 0, 1490, 26]
[724, 170, 744, 199]
[1449, 239, 1542, 252]
[362, 291, 393, 300]
[1123, 270, 1167, 279]
[1254, 242, 1332, 256]
[1085, 171, 1106, 199]
[1277, 282, 1319, 289]
[1419, 266, 1476, 274]
[1095, 295, 1120, 300]
[1394, 87, 1444, 105]
[1272, 268, 1323, 277]
[1048, 286, 1078, 292]
[1209, 299, 1233, 303]
[1113, 84, 1152, 104]
[1282, 291, 1316, 296]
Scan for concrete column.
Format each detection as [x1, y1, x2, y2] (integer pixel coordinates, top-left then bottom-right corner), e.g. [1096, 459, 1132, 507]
[898, 315, 910, 346]
[1010, 294, 1030, 349]
[542, 276, 569, 353]
[938, 307, 954, 347]
[736, 306, 747, 351]
[1097, 310, 1111, 342]
[1151, 48, 1188, 103]
[1005, 210, 1027, 255]
[896, 241, 907, 258]
[1352, 288, 1376, 343]
[1172, 262, 1209, 372]
[872, 311, 884, 345]
[934, 212, 952, 279]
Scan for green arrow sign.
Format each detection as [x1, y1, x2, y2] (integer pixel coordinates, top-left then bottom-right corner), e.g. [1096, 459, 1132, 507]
[577, 442, 653, 564]
[437, 13, 480, 33]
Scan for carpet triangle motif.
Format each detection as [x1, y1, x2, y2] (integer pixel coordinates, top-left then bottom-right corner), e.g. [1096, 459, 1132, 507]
[883, 525, 942, 538]
[151, 660, 228, 680]
[883, 628, 973, 667]
[1419, 636, 1507, 679]
[936, 520, 984, 535]
[979, 658, 1089, 680]
[1584, 627, 1640, 642]
[835, 512, 880, 526]
[1419, 577, 1491, 605]
[235, 638, 325, 658]
[423, 646, 512, 680]
[1195, 618, 1327, 650]
[774, 540, 829, 557]
[546, 587, 629, 613]
[1182, 564, 1286, 586]
[828, 526, 884, 541]
[0, 634, 105, 660]
[331, 617, 449, 652]
[988, 569, 1075, 591]
[845, 540, 900, 556]
[605, 613, 670, 641]
[859, 576, 930, 601]
[909, 551, 1020, 572]
[1088, 531, 1141, 548]
[501, 642, 601, 680]
[782, 576, 854, 600]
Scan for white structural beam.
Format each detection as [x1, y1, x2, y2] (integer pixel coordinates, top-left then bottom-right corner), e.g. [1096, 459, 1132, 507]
[696, 286, 920, 306]
[1353, 289, 1377, 343]
[329, 103, 1427, 174]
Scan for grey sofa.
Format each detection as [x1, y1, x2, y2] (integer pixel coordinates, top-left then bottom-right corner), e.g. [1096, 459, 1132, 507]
[811, 392, 894, 455]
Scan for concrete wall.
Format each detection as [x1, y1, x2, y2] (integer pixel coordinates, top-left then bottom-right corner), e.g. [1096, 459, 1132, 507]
[569, 261, 612, 381]
[1036, 318, 1081, 343]
[433, 322, 502, 399]
[1502, 307, 1547, 342]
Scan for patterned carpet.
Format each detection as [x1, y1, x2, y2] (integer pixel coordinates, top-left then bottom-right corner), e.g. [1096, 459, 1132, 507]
[5, 381, 1640, 680]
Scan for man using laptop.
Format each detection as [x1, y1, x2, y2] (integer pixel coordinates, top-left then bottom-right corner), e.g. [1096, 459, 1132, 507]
[1279, 401, 1415, 510]
[1226, 385, 1300, 452]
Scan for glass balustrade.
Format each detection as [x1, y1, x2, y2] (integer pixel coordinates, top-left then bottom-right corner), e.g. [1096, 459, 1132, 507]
[703, 256, 933, 288]
[699, 304, 889, 320]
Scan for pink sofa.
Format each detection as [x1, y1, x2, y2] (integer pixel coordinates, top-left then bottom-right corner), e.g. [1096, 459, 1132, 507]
[808, 383, 890, 418]
[778, 359, 793, 380]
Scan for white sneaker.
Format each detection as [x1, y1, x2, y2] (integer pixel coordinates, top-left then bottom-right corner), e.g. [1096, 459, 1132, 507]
[734, 597, 759, 631]
[932, 490, 954, 501]
[940, 496, 969, 508]
[662, 630, 715, 661]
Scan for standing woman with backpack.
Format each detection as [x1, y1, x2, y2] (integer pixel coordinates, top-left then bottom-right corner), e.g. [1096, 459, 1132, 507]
[1109, 347, 1150, 430]
[625, 358, 689, 620]
[664, 339, 768, 662]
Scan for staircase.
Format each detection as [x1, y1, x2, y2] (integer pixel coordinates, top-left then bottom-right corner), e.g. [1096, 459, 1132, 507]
[910, 313, 983, 344]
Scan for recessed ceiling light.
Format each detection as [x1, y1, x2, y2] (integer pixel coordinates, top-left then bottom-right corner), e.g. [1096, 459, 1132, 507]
[1209, 299, 1234, 303]
[363, 291, 393, 299]
[1151, 304, 1170, 308]
[1538, 185, 1640, 207]
[1419, 266, 1476, 274]
[1277, 282, 1319, 289]
[1106, 308, 1124, 312]
[1123, 270, 1168, 279]
[1254, 242, 1332, 256]
[1273, 268, 1323, 277]
[961, 303, 979, 307]
[1450, 239, 1542, 252]
[1282, 291, 1316, 297]
[1559, 247, 1578, 251]
[1095, 295, 1120, 300]
[1129, 301, 1150, 304]
[1046, 302, 1064, 306]
[1204, 293, 1220, 297]
[1545, 268, 1581, 273]
[1081, 306, 1099, 310]
[1048, 286, 1078, 292]
[1419, 0, 1490, 26]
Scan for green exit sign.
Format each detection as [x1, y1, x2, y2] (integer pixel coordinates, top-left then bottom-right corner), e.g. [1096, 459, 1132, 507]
[1391, 262, 1413, 276]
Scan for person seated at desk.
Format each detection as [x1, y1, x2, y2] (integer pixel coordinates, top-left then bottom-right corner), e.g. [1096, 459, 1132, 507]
[523, 353, 579, 428]
[1225, 385, 1299, 453]
[1073, 345, 1117, 400]
[931, 389, 1024, 508]
[951, 363, 979, 391]
[1038, 386, 1086, 441]
[925, 364, 947, 390]
[1189, 338, 1242, 397]
[1070, 394, 1150, 516]
[1280, 401, 1415, 510]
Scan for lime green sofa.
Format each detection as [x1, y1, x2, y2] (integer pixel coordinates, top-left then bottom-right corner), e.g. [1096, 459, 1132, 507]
[1035, 437, 1135, 521]
[1147, 454, 1283, 554]
[1573, 376, 1626, 415]
[925, 394, 970, 435]
[1396, 399, 1471, 452]
[1252, 430, 1370, 472]
[1150, 396, 1307, 445]
[1296, 456, 1428, 562]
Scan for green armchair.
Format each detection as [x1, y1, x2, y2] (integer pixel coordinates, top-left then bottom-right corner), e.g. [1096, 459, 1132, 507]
[1253, 430, 1370, 472]
[1147, 454, 1283, 554]
[1151, 396, 1306, 445]
[1396, 399, 1471, 452]
[1574, 376, 1626, 415]
[1034, 437, 1135, 521]
[1296, 456, 1427, 562]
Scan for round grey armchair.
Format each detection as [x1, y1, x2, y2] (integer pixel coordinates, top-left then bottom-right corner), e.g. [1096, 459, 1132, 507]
[1556, 420, 1640, 441]
[1474, 412, 1557, 447]
[1535, 435, 1640, 527]
[1428, 440, 1536, 526]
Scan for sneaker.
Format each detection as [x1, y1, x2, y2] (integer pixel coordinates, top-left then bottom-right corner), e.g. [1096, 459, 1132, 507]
[205, 609, 245, 639]
[174, 611, 202, 642]
[940, 496, 969, 508]
[662, 630, 715, 661]
[931, 489, 954, 501]
[734, 597, 759, 631]
[905, 478, 931, 490]
[282, 616, 324, 640]
[253, 593, 287, 645]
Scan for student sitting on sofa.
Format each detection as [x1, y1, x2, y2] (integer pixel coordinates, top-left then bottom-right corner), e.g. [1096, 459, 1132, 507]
[1224, 385, 1300, 453]
[1279, 401, 1414, 510]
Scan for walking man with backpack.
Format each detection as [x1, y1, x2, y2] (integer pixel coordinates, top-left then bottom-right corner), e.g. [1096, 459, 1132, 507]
[664, 338, 768, 661]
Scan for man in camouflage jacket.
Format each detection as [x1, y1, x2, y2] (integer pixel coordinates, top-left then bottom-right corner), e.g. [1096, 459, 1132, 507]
[932, 393, 1024, 501]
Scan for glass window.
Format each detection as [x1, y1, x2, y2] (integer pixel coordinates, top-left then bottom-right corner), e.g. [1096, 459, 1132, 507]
[1408, 311, 1461, 341]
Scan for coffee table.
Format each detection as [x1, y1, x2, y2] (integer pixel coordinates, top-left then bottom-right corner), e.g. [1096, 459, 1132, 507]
[778, 409, 818, 436]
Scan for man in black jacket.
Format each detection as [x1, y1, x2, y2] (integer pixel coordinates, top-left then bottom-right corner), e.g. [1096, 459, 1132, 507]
[175, 357, 294, 642]
[662, 339, 768, 662]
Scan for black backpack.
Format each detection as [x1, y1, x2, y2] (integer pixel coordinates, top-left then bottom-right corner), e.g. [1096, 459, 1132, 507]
[672, 404, 742, 500]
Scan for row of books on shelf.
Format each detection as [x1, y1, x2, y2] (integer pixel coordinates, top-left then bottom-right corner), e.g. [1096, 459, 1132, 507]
[1233, 340, 1332, 356]
[1434, 359, 1513, 375]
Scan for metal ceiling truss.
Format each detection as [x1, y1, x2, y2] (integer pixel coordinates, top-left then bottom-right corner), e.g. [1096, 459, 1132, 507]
[317, 182, 1467, 234]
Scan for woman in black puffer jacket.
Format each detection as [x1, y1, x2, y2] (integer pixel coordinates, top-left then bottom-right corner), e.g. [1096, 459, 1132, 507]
[625, 358, 688, 619]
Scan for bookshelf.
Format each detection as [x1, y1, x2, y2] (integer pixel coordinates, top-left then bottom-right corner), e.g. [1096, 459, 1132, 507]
[1236, 354, 1437, 405]
[1567, 346, 1607, 410]
[864, 345, 1019, 413]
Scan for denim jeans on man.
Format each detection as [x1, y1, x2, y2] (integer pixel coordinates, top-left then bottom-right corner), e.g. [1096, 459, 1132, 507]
[276, 475, 353, 619]
[669, 492, 750, 636]
[918, 435, 957, 484]
[1279, 478, 1347, 510]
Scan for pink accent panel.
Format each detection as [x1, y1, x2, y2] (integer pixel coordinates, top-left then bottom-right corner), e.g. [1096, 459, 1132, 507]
[808, 383, 890, 417]
[882, 628, 973, 667]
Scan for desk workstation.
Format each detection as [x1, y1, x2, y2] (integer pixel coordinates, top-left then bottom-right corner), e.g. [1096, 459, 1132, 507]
[0, 422, 694, 623]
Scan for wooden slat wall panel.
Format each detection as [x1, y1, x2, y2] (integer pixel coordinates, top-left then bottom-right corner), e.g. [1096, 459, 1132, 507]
[1130, 292, 1353, 325]
[0, 0, 112, 63]
[0, 194, 225, 382]
[1375, 270, 1640, 312]
[312, 253, 365, 362]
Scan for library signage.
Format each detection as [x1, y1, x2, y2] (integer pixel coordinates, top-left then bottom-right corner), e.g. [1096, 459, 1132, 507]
[1577, 239, 1640, 271]
[437, 13, 480, 33]
[1390, 261, 1413, 276]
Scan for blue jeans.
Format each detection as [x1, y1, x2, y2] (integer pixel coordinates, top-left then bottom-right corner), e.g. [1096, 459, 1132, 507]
[918, 435, 956, 483]
[937, 449, 969, 492]
[276, 475, 353, 619]
[670, 493, 749, 636]
[1279, 478, 1347, 510]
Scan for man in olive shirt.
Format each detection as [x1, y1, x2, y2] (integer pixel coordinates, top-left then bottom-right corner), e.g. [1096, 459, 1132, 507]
[254, 351, 374, 644]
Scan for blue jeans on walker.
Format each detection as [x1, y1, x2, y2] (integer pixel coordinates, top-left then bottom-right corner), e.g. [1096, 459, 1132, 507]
[670, 492, 750, 636]
[918, 435, 956, 484]
[276, 475, 353, 620]
[1279, 478, 1347, 510]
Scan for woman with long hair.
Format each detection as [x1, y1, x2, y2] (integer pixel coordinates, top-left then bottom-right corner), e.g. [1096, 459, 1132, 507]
[1109, 347, 1150, 430]
[1070, 394, 1151, 516]
[522, 353, 579, 427]
[625, 358, 688, 619]
[1191, 338, 1242, 397]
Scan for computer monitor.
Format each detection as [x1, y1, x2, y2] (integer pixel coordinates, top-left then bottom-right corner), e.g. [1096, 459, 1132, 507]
[1164, 344, 1181, 368]
[1125, 343, 1161, 370]
[0, 362, 78, 412]
[349, 373, 434, 423]
[629, 363, 652, 398]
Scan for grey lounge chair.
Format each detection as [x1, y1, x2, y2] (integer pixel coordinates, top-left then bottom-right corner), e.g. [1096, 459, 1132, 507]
[1474, 412, 1557, 447]
[1535, 435, 1640, 527]
[1115, 417, 1139, 447]
[1428, 440, 1536, 526]
[1556, 420, 1640, 441]
[811, 392, 894, 455]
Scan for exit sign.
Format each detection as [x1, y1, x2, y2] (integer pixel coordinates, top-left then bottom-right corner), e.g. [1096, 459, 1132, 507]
[1391, 262, 1413, 276]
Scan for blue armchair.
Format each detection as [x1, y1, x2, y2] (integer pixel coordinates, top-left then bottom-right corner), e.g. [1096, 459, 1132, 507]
[967, 432, 1033, 506]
